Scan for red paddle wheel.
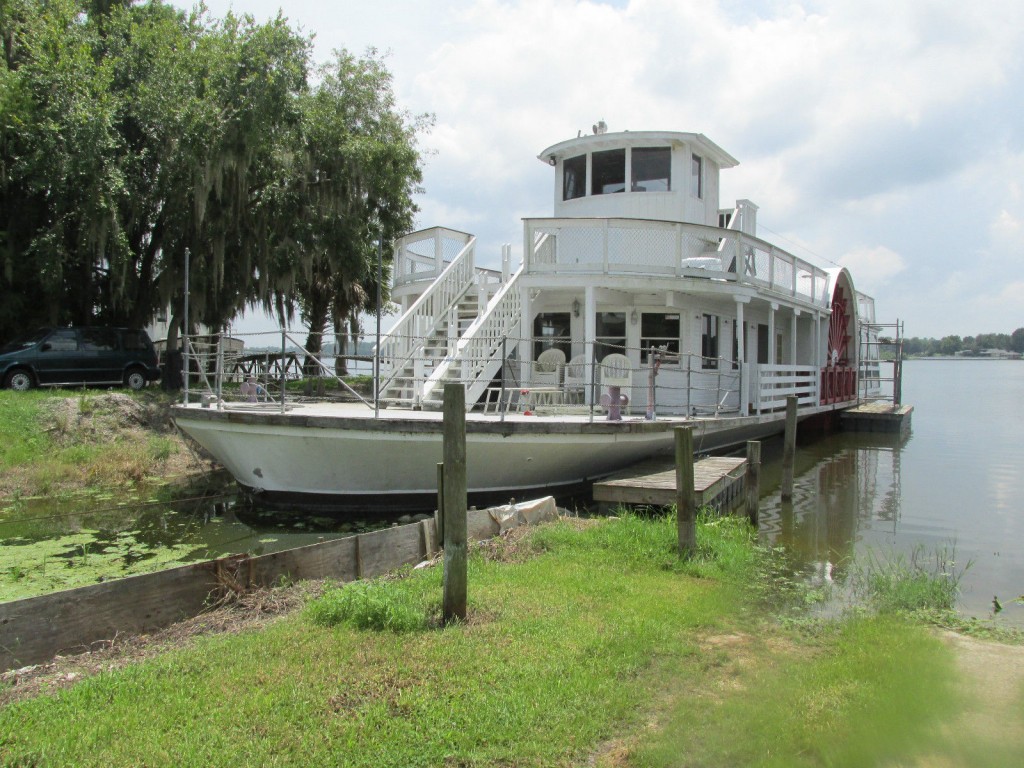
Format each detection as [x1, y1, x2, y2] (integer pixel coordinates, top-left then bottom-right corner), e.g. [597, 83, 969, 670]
[821, 286, 856, 403]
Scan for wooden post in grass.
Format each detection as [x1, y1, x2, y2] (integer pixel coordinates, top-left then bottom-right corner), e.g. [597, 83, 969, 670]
[442, 384, 468, 622]
[435, 462, 445, 545]
[745, 440, 761, 526]
[781, 395, 798, 502]
[675, 426, 696, 557]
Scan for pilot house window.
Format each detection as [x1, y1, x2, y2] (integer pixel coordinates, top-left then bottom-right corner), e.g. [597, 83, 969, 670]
[691, 153, 703, 199]
[563, 154, 586, 200]
[631, 147, 671, 192]
[591, 149, 625, 195]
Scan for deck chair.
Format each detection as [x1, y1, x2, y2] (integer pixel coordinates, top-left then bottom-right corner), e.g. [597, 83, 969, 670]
[563, 353, 587, 403]
[531, 347, 565, 388]
[599, 353, 632, 388]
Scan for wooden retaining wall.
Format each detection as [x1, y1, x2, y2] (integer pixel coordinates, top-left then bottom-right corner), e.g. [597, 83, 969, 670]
[0, 501, 557, 673]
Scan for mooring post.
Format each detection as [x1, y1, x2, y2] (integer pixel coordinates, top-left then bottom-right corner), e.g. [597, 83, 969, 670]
[781, 395, 798, 502]
[442, 384, 467, 623]
[675, 426, 696, 557]
[745, 440, 761, 526]
[435, 462, 445, 546]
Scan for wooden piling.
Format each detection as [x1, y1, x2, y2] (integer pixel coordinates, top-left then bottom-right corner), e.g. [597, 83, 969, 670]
[745, 440, 761, 526]
[781, 395, 797, 502]
[442, 384, 468, 623]
[435, 462, 445, 545]
[675, 426, 696, 557]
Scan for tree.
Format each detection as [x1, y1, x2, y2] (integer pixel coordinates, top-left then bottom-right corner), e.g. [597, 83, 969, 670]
[280, 50, 428, 374]
[1011, 328, 1024, 354]
[1, 3, 427, 350]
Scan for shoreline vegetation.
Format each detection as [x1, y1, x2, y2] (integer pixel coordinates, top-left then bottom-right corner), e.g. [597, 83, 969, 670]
[1, 514, 1023, 766]
[2, 388, 1023, 765]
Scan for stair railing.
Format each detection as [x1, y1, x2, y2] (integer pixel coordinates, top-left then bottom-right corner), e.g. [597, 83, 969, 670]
[376, 235, 477, 398]
[421, 266, 524, 405]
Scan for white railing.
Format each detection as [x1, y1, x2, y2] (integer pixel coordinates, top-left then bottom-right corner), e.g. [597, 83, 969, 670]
[421, 268, 524, 404]
[377, 233, 477, 395]
[524, 217, 830, 308]
[392, 227, 475, 289]
[754, 364, 819, 413]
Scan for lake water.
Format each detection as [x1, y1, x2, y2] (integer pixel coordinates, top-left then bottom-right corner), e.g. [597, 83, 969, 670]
[758, 360, 1024, 626]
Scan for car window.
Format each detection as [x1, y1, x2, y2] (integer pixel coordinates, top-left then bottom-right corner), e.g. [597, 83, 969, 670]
[121, 330, 150, 351]
[44, 329, 79, 352]
[80, 328, 119, 352]
[0, 328, 50, 353]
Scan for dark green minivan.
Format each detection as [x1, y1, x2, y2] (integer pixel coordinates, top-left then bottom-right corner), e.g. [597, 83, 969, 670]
[0, 327, 161, 391]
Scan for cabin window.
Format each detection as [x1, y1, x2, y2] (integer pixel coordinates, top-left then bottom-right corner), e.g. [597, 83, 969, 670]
[596, 311, 626, 362]
[563, 154, 586, 201]
[757, 324, 769, 364]
[631, 147, 671, 192]
[640, 313, 679, 363]
[691, 153, 703, 199]
[592, 149, 625, 195]
[732, 323, 740, 370]
[701, 313, 719, 369]
[533, 313, 571, 360]
[776, 333, 784, 365]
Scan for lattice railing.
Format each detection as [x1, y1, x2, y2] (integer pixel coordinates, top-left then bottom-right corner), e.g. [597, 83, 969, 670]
[524, 217, 830, 308]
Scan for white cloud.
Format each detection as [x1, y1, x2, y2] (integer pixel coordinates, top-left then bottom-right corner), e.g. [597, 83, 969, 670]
[176, 0, 1024, 336]
[838, 246, 906, 292]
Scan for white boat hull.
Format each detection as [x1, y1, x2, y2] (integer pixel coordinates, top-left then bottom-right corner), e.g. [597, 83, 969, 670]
[172, 401, 819, 511]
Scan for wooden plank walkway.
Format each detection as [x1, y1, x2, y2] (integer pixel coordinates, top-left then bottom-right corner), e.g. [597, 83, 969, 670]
[593, 456, 747, 510]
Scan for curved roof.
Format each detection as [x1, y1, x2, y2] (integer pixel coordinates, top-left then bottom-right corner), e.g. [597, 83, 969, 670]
[538, 130, 739, 169]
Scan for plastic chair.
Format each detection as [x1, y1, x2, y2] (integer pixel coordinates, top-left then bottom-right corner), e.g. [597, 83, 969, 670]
[563, 354, 587, 403]
[531, 348, 566, 388]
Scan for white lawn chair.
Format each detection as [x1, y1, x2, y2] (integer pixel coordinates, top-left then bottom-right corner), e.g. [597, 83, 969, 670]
[563, 353, 587, 403]
[531, 348, 566, 388]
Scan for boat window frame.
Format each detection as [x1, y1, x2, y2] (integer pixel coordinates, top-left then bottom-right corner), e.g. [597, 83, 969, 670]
[701, 313, 719, 369]
[691, 153, 704, 199]
[596, 311, 627, 362]
[533, 312, 572, 361]
[562, 154, 586, 201]
[640, 312, 680, 364]
[591, 149, 626, 196]
[631, 147, 671, 193]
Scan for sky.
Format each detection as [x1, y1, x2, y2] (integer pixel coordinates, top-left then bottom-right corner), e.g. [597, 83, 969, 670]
[171, 0, 1024, 339]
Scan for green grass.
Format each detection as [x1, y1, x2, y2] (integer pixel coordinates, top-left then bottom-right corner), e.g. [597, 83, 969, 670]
[0, 512, 986, 767]
[0, 389, 187, 499]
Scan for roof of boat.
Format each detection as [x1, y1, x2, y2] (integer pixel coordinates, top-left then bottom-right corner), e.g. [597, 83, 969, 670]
[538, 130, 739, 169]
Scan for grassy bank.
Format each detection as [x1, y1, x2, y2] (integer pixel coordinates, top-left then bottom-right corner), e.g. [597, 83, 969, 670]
[3, 513, 1014, 767]
[0, 389, 208, 501]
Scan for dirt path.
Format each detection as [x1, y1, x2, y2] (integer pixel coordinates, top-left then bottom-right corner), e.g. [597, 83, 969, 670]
[943, 631, 1024, 755]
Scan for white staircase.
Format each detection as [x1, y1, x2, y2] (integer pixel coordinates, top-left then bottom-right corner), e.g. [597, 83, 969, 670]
[377, 229, 521, 410]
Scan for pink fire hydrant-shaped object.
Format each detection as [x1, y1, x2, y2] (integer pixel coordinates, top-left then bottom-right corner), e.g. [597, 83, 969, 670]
[600, 386, 629, 421]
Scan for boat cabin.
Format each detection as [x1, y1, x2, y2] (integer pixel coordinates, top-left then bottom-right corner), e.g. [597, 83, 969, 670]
[382, 126, 877, 417]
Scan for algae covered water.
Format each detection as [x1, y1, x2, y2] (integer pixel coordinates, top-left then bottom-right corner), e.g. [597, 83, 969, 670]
[0, 473, 392, 602]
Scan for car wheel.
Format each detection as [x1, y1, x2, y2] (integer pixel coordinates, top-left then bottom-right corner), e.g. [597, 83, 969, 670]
[4, 370, 34, 391]
[124, 368, 147, 391]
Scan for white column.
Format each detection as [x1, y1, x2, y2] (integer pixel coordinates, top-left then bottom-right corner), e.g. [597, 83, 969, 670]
[736, 299, 747, 417]
[791, 311, 799, 366]
[519, 284, 532, 385]
[584, 285, 597, 405]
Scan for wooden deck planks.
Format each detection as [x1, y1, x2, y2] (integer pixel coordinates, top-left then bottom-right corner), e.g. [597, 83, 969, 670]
[593, 456, 747, 508]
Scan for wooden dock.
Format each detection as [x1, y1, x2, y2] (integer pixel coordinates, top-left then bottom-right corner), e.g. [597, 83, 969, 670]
[593, 456, 747, 511]
[841, 402, 913, 435]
